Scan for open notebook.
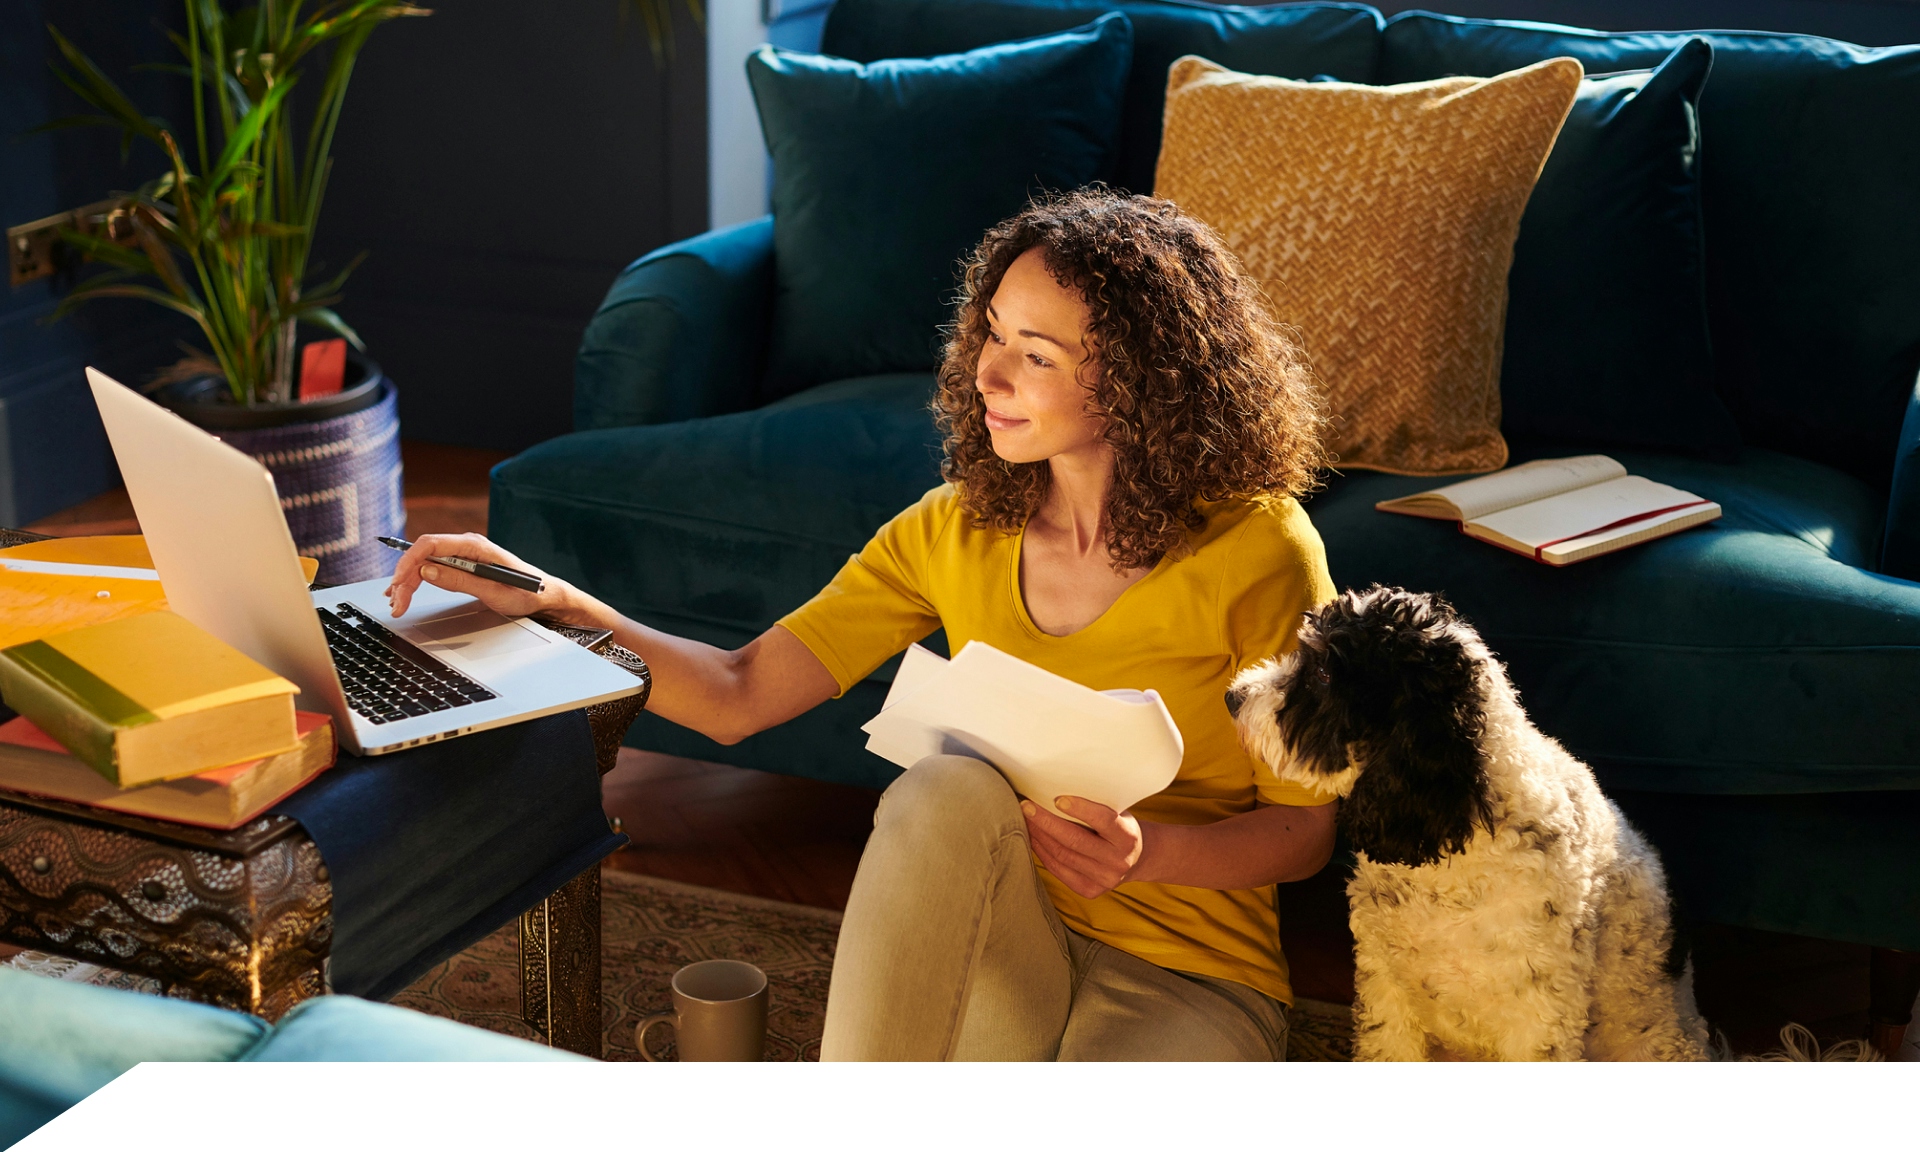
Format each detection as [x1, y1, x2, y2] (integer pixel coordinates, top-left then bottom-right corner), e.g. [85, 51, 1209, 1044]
[861, 642, 1183, 822]
[1375, 455, 1722, 565]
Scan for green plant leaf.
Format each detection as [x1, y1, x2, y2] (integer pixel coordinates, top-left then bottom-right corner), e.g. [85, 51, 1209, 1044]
[208, 81, 291, 188]
[44, 24, 169, 158]
[44, 0, 428, 400]
[28, 114, 130, 135]
[299, 249, 368, 304]
[296, 306, 366, 351]
[55, 225, 154, 275]
[56, 282, 208, 329]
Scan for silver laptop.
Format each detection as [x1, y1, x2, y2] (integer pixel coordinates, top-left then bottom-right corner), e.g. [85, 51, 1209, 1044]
[87, 368, 642, 756]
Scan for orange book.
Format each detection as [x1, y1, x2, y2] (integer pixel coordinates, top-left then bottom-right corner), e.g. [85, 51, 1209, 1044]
[0, 711, 335, 829]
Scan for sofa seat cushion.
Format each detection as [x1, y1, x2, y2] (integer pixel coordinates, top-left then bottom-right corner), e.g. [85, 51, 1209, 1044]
[0, 966, 266, 1142]
[491, 374, 945, 651]
[242, 995, 583, 1061]
[1306, 447, 1920, 794]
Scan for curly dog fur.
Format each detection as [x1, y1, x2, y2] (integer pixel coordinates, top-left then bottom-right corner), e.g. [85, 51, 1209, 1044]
[1230, 586, 1709, 1061]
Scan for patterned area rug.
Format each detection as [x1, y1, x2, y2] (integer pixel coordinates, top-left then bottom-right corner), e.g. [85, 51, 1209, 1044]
[393, 870, 839, 1061]
[392, 869, 1356, 1061]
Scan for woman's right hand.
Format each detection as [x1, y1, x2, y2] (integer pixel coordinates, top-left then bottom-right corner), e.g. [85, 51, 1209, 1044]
[384, 532, 602, 626]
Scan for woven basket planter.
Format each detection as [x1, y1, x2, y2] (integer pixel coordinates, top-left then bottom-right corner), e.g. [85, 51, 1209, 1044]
[158, 356, 405, 585]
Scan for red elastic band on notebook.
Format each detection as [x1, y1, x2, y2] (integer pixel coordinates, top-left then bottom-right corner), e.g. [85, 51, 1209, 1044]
[1529, 500, 1712, 562]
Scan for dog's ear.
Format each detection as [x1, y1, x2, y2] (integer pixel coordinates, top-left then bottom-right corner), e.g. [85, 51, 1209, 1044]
[1270, 617, 1352, 784]
[1324, 588, 1495, 867]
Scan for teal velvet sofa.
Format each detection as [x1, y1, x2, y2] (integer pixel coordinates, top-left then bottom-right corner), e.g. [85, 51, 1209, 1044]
[0, 967, 579, 1144]
[490, 1, 1920, 954]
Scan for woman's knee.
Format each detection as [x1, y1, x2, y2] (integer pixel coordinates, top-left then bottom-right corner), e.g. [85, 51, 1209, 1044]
[874, 756, 1020, 843]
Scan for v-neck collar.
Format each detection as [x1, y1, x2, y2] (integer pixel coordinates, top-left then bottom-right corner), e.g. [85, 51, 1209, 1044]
[1007, 518, 1169, 642]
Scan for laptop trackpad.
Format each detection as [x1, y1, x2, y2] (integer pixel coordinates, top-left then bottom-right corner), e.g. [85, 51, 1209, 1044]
[411, 606, 550, 660]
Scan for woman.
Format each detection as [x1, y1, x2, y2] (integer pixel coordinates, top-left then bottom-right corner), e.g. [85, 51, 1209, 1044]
[385, 190, 1339, 1060]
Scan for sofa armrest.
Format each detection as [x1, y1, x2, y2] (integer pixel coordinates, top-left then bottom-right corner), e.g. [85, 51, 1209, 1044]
[1882, 367, 1920, 580]
[574, 216, 775, 430]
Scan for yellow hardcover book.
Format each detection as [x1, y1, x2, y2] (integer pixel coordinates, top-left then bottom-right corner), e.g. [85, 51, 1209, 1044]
[0, 611, 299, 787]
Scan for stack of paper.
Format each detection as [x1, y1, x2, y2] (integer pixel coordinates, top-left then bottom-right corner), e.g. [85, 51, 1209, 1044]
[862, 642, 1184, 821]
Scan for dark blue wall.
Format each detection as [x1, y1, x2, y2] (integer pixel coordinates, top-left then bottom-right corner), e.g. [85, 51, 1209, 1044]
[0, 0, 192, 525]
[309, 0, 708, 454]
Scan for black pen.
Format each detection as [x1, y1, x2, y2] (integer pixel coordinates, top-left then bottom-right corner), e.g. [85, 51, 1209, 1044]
[378, 536, 545, 594]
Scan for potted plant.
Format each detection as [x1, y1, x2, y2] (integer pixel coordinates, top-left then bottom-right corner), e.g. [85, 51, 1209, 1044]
[45, 1, 428, 583]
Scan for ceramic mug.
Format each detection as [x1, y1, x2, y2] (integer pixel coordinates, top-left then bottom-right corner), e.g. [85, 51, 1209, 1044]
[636, 959, 769, 1061]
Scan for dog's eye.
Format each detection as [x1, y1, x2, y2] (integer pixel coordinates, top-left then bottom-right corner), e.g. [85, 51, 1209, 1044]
[1315, 667, 1331, 685]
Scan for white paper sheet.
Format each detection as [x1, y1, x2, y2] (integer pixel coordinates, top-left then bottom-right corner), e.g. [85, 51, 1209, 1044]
[862, 642, 1184, 821]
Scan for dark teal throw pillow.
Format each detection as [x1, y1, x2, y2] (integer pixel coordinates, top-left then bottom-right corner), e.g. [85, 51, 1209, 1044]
[820, 0, 1382, 195]
[1381, 11, 1920, 490]
[748, 13, 1133, 398]
[1502, 38, 1740, 458]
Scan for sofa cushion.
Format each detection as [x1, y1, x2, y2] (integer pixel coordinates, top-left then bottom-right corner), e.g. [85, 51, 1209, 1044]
[492, 374, 945, 651]
[748, 14, 1132, 398]
[241, 995, 584, 1061]
[1502, 39, 1739, 459]
[1884, 372, 1920, 579]
[575, 217, 774, 429]
[1156, 54, 1583, 474]
[820, 0, 1383, 195]
[1379, 11, 1920, 491]
[1307, 447, 1920, 795]
[0, 966, 266, 1144]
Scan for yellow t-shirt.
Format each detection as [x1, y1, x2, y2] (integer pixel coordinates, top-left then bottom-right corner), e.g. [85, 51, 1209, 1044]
[778, 484, 1337, 1004]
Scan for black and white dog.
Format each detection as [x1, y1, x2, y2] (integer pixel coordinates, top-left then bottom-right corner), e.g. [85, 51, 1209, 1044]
[1229, 586, 1709, 1061]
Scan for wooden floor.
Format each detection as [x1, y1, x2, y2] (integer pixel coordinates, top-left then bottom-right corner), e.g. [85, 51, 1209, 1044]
[602, 749, 877, 912]
[26, 441, 1914, 1060]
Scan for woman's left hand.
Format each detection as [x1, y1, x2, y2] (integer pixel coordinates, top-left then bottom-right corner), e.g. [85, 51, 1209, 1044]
[1021, 796, 1150, 899]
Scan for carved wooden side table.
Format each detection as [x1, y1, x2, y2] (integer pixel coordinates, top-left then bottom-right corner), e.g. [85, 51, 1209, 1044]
[0, 525, 649, 1057]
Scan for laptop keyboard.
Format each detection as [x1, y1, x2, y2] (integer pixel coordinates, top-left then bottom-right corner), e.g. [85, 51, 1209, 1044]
[318, 603, 498, 725]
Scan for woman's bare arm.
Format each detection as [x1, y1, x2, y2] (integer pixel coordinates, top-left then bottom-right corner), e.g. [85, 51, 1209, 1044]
[384, 533, 839, 744]
[1023, 796, 1337, 898]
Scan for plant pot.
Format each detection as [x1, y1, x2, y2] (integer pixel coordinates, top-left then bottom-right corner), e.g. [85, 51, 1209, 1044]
[154, 352, 405, 585]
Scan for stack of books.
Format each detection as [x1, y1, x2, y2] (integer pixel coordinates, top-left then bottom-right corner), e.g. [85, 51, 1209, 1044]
[0, 610, 335, 829]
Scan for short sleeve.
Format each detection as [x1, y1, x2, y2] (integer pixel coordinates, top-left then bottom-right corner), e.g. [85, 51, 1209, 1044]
[777, 485, 953, 696]
[1220, 498, 1340, 807]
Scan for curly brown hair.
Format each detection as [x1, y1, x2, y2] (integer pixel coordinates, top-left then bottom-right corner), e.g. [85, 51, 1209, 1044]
[934, 188, 1326, 571]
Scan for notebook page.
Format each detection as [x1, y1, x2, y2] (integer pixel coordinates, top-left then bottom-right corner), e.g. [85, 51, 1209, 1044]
[1536, 502, 1722, 565]
[1376, 455, 1625, 521]
[1467, 475, 1709, 551]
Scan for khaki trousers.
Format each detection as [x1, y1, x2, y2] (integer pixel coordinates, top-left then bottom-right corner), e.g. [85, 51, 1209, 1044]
[821, 755, 1288, 1061]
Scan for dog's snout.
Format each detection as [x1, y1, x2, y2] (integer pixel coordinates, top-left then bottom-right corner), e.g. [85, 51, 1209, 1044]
[1224, 687, 1244, 720]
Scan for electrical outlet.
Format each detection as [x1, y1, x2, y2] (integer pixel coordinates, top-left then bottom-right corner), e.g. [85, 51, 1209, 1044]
[7, 198, 139, 288]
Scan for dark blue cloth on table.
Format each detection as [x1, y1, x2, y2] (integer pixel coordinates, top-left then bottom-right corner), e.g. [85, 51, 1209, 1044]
[272, 710, 624, 1001]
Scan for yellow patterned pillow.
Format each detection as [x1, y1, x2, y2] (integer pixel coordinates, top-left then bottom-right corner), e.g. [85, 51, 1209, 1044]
[1155, 55, 1583, 474]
